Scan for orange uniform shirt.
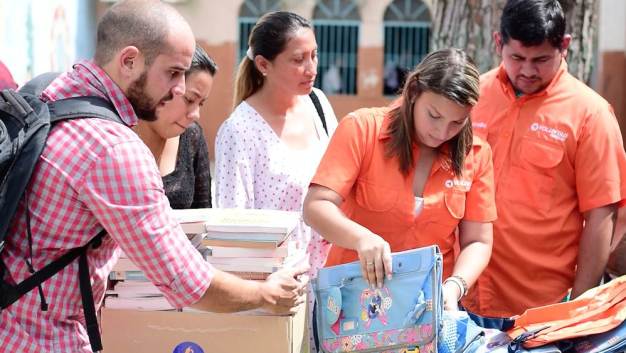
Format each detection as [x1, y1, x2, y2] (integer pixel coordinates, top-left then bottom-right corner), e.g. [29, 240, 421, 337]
[463, 61, 626, 317]
[311, 107, 497, 279]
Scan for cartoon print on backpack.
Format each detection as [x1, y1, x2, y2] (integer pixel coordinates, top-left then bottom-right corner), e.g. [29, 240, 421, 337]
[321, 327, 436, 353]
[360, 287, 392, 328]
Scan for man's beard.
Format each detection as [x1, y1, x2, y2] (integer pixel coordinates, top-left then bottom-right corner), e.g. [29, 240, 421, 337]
[127, 71, 173, 121]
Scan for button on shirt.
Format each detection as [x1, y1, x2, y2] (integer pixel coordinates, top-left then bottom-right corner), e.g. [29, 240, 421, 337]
[463, 61, 626, 317]
[0, 61, 213, 353]
[311, 107, 497, 279]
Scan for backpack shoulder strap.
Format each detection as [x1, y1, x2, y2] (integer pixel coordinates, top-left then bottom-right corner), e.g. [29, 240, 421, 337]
[48, 96, 123, 125]
[0, 230, 107, 310]
[18, 71, 124, 125]
[309, 90, 328, 136]
[0, 229, 107, 352]
[18, 72, 61, 97]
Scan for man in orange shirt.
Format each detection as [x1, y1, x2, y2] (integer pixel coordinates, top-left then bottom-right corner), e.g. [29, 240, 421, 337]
[463, 0, 626, 322]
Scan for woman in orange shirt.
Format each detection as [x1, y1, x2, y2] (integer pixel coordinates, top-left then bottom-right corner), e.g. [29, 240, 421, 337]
[303, 48, 496, 310]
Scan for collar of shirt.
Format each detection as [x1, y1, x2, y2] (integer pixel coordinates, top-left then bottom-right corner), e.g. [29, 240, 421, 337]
[496, 59, 568, 101]
[41, 59, 138, 127]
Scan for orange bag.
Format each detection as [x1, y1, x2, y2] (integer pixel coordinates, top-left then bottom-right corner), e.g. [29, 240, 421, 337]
[506, 276, 626, 348]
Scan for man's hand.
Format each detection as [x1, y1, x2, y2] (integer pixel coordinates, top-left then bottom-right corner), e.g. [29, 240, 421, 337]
[259, 265, 309, 315]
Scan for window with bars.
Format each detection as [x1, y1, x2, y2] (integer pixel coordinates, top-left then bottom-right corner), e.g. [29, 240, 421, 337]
[237, 0, 282, 62]
[383, 0, 431, 95]
[313, 0, 360, 95]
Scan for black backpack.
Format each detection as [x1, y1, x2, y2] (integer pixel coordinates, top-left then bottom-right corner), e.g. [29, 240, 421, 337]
[0, 72, 124, 352]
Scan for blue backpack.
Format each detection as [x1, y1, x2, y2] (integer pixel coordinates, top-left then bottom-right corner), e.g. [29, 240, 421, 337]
[313, 246, 443, 353]
[0, 72, 123, 352]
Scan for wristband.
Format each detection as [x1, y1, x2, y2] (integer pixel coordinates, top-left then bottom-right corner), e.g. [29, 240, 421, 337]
[444, 275, 468, 300]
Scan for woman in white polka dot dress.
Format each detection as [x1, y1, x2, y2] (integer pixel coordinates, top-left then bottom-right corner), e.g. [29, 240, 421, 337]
[214, 11, 338, 352]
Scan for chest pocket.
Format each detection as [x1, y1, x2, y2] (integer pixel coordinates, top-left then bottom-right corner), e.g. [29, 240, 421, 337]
[520, 139, 564, 169]
[425, 189, 467, 227]
[444, 190, 466, 220]
[415, 189, 466, 254]
[503, 138, 564, 212]
[354, 179, 399, 212]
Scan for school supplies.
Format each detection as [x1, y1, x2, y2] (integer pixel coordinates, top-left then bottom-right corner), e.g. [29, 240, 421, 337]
[507, 276, 626, 349]
[313, 246, 442, 353]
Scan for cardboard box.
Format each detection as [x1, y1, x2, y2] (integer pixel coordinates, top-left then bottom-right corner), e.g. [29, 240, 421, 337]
[101, 305, 306, 353]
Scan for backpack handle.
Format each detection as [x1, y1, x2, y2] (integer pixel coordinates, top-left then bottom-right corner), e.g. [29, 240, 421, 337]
[18, 72, 62, 97]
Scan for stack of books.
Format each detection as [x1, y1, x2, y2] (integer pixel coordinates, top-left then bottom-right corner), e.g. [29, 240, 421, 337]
[105, 252, 175, 311]
[102, 208, 309, 352]
[105, 208, 307, 310]
[173, 208, 307, 280]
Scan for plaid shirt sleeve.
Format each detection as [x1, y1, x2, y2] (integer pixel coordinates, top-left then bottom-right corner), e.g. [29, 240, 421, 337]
[78, 139, 213, 307]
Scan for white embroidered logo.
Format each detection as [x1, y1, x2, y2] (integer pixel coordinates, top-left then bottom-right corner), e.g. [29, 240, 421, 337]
[445, 179, 472, 189]
[473, 122, 487, 129]
[530, 123, 568, 142]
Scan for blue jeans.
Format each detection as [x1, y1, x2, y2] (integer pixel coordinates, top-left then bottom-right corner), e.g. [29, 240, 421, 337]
[466, 310, 515, 331]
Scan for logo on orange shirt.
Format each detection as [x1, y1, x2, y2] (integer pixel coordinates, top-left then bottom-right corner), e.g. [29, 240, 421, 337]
[473, 122, 487, 129]
[530, 123, 568, 142]
[444, 179, 472, 190]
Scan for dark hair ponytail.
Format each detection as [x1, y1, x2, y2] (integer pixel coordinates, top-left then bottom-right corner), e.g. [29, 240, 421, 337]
[233, 11, 311, 107]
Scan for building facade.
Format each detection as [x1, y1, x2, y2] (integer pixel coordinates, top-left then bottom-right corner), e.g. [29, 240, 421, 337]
[147, 0, 437, 157]
[1, 0, 622, 158]
[0, 0, 96, 84]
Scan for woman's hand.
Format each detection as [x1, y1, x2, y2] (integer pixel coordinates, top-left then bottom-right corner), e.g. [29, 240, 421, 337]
[355, 232, 392, 288]
[304, 185, 393, 288]
[443, 280, 462, 311]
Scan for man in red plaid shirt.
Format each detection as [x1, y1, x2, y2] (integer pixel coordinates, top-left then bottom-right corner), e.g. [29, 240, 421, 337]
[0, 1, 307, 352]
